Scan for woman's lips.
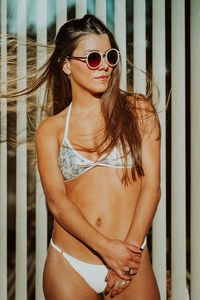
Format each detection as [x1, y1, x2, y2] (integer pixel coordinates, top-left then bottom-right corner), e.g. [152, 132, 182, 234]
[95, 75, 109, 81]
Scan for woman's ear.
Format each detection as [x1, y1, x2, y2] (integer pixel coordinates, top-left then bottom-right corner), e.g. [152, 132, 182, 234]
[62, 59, 71, 75]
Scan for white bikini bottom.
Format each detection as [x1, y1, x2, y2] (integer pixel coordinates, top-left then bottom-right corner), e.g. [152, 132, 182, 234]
[50, 237, 147, 294]
[50, 238, 108, 293]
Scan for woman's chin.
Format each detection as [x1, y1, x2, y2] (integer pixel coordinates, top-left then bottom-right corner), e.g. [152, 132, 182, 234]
[89, 85, 109, 95]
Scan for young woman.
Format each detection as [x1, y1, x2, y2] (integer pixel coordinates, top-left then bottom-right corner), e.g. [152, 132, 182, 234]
[35, 14, 161, 299]
[2, 14, 161, 299]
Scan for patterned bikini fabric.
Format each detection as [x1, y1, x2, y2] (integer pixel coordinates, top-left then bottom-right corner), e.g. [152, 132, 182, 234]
[58, 102, 133, 182]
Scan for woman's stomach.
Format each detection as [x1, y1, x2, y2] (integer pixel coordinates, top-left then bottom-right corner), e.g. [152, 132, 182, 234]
[52, 166, 142, 264]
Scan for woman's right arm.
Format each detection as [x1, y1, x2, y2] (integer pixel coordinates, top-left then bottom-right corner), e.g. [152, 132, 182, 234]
[36, 118, 140, 279]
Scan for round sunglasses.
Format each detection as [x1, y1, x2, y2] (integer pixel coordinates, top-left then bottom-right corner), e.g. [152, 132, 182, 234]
[66, 48, 120, 70]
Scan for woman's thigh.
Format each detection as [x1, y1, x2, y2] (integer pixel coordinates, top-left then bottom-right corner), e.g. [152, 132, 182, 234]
[43, 245, 100, 300]
[104, 247, 160, 300]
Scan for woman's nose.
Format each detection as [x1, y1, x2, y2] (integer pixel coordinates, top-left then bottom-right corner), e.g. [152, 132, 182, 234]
[98, 56, 109, 70]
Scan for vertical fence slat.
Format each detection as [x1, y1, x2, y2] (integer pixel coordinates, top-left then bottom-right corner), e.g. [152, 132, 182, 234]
[15, 0, 27, 299]
[56, 0, 67, 33]
[75, 0, 87, 18]
[114, 0, 126, 89]
[171, 0, 187, 298]
[152, 1, 166, 299]
[96, 0, 106, 24]
[0, 0, 7, 299]
[133, 0, 146, 93]
[191, 0, 200, 299]
[36, 0, 48, 299]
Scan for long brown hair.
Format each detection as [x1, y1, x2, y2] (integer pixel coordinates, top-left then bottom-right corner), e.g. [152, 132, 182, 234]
[0, 14, 160, 185]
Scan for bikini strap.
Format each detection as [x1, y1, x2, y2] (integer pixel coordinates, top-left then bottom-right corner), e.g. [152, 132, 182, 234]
[63, 102, 72, 140]
[50, 238, 63, 254]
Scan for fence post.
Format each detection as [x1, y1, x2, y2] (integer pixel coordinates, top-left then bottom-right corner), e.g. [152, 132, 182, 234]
[0, 0, 7, 299]
[152, 1, 167, 299]
[190, 0, 200, 299]
[171, 0, 187, 298]
[56, 0, 67, 33]
[114, 0, 126, 90]
[96, 0, 106, 24]
[76, 0, 87, 18]
[133, 0, 146, 94]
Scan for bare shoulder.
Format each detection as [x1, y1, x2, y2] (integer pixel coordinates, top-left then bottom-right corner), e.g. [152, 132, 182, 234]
[127, 93, 161, 140]
[36, 108, 68, 145]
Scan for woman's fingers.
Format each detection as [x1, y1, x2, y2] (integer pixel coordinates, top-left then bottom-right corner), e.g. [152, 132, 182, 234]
[110, 279, 131, 297]
[115, 269, 133, 280]
[116, 253, 141, 277]
[100, 238, 144, 278]
[130, 252, 142, 262]
[104, 269, 132, 297]
[123, 260, 140, 270]
[120, 267, 137, 278]
[119, 258, 141, 277]
[111, 281, 122, 297]
[126, 242, 143, 254]
[104, 269, 111, 282]
[104, 272, 116, 294]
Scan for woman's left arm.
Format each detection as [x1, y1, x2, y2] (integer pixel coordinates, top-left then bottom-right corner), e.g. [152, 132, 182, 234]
[104, 108, 161, 296]
[125, 110, 161, 248]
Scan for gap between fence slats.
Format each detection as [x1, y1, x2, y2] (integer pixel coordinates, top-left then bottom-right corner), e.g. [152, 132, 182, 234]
[15, 0, 27, 299]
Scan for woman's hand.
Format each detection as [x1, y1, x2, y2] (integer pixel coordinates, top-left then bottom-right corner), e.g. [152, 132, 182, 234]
[104, 269, 131, 297]
[99, 238, 142, 279]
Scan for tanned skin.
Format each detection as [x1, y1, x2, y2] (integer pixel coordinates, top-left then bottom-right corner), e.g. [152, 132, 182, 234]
[36, 34, 161, 300]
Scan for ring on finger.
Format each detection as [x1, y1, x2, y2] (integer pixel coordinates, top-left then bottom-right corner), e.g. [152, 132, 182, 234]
[121, 281, 126, 285]
[125, 267, 132, 275]
[114, 282, 121, 287]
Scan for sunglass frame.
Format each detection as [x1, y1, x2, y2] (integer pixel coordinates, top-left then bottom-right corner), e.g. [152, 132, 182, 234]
[66, 48, 120, 69]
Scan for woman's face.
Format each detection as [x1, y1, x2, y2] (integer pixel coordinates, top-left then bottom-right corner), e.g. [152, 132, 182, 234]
[63, 33, 114, 95]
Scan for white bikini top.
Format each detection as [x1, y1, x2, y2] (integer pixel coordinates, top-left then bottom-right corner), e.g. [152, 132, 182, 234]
[58, 102, 133, 182]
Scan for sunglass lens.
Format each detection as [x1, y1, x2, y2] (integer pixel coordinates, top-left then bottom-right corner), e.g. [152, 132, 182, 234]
[107, 50, 118, 66]
[88, 52, 101, 68]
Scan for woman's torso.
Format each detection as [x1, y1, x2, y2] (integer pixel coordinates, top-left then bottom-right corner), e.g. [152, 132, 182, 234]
[51, 103, 142, 264]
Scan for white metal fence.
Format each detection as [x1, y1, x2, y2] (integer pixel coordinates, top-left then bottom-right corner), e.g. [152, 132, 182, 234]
[0, 0, 199, 299]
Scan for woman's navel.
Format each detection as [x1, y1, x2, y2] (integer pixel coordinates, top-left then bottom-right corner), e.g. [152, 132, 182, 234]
[96, 217, 101, 227]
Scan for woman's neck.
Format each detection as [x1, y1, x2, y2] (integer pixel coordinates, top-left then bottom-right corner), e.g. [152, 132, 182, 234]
[71, 88, 102, 114]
